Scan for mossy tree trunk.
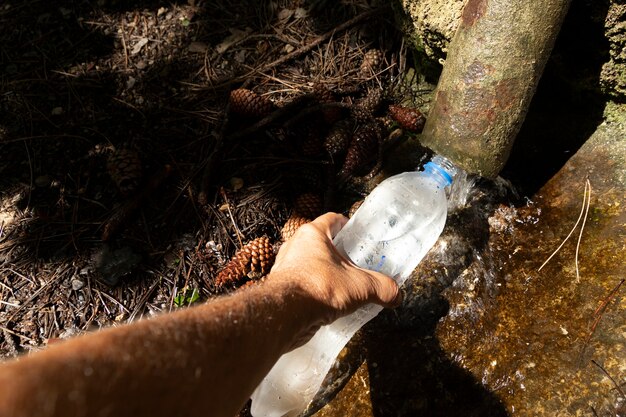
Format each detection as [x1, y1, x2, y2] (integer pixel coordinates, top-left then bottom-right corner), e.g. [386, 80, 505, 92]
[421, 0, 571, 178]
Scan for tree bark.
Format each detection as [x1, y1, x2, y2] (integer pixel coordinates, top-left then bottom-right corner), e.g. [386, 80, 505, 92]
[421, 0, 571, 178]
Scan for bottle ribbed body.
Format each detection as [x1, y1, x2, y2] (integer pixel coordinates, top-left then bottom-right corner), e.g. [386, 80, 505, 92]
[250, 156, 455, 417]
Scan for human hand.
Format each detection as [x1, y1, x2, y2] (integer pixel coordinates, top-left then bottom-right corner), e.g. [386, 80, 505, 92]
[267, 212, 402, 326]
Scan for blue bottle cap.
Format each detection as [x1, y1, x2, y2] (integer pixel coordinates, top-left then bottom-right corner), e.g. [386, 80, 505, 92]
[424, 161, 453, 186]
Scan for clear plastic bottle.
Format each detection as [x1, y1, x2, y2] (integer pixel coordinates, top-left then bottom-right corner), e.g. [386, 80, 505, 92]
[250, 155, 457, 417]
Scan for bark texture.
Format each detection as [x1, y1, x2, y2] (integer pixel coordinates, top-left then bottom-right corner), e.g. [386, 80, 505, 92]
[420, 0, 571, 177]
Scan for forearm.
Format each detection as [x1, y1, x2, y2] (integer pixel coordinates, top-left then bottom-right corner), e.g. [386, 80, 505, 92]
[0, 213, 400, 417]
[0, 278, 323, 417]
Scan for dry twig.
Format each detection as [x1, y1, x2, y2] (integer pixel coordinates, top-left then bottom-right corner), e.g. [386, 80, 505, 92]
[211, 8, 384, 89]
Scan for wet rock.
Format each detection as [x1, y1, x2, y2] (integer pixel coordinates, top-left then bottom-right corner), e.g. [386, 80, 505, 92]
[437, 105, 626, 416]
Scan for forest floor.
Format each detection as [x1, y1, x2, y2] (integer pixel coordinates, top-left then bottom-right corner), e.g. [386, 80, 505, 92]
[0, 0, 432, 362]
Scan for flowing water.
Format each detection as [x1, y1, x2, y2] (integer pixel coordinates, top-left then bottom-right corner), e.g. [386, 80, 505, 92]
[311, 124, 625, 416]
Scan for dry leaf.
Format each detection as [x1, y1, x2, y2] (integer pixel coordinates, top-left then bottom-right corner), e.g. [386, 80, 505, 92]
[294, 7, 308, 19]
[131, 38, 149, 55]
[278, 8, 294, 21]
[234, 49, 247, 63]
[216, 28, 252, 54]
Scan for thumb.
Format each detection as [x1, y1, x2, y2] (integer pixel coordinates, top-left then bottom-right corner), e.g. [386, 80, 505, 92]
[366, 271, 403, 308]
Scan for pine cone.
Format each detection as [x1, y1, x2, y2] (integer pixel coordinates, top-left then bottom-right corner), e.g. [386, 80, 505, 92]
[312, 83, 335, 103]
[312, 83, 342, 124]
[214, 236, 275, 288]
[107, 147, 142, 196]
[360, 89, 383, 114]
[388, 104, 426, 133]
[293, 193, 322, 219]
[293, 117, 324, 157]
[229, 88, 274, 118]
[351, 89, 383, 123]
[280, 214, 310, 241]
[324, 119, 353, 159]
[300, 126, 324, 156]
[339, 120, 384, 178]
[359, 49, 384, 77]
[350, 106, 372, 124]
[290, 166, 323, 191]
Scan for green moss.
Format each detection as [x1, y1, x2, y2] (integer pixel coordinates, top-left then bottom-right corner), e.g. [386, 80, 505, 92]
[603, 101, 626, 124]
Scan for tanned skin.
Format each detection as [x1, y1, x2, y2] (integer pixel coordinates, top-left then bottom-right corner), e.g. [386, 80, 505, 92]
[0, 213, 401, 417]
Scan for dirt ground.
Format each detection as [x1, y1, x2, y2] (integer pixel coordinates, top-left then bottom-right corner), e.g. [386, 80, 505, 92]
[0, 0, 432, 360]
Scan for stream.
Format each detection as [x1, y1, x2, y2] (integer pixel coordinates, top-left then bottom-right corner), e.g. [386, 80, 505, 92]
[309, 115, 625, 417]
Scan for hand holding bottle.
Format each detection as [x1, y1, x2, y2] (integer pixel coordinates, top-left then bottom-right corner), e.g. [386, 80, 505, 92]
[268, 213, 402, 350]
[252, 155, 456, 417]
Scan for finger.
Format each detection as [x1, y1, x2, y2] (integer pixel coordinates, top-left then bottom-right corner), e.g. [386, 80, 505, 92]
[310, 212, 348, 240]
[366, 271, 402, 308]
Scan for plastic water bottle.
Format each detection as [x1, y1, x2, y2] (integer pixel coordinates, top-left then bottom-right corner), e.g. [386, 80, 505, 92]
[250, 155, 457, 417]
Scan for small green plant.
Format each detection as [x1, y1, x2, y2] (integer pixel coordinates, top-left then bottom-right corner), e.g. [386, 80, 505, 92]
[174, 288, 200, 307]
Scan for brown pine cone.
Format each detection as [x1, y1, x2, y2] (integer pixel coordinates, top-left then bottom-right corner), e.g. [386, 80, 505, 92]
[291, 166, 323, 191]
[292, 116, 325, 157]
[350, 105, 371, 124]
[107, 147, 142, 196]
[339, 120, 384, 178]
[324, 119, 353, 159]
[388, 104, 426, 133]
[312, 83, 335, 103]
[293, 193, 322, 219]
[360, 89, 383, 114]
[300, 126, 324, 156]
[359, 49, 384, 77]
[312, 83, 342, 124]
[214, 236, 275, 288]
[280, 214, 310, 241]
[351, 89, 383, 123]
[229, 88, 275, 118]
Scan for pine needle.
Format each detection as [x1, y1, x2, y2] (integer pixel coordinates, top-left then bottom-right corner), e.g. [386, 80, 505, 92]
[538, 179, 591, 273]
[575, 179, 591, 282]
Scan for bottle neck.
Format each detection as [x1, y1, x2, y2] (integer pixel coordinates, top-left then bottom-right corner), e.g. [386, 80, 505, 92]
[423, 155, 456, 188]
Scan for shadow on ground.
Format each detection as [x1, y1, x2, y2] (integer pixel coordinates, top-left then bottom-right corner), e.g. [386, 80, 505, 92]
[366, 298, 508, 417]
